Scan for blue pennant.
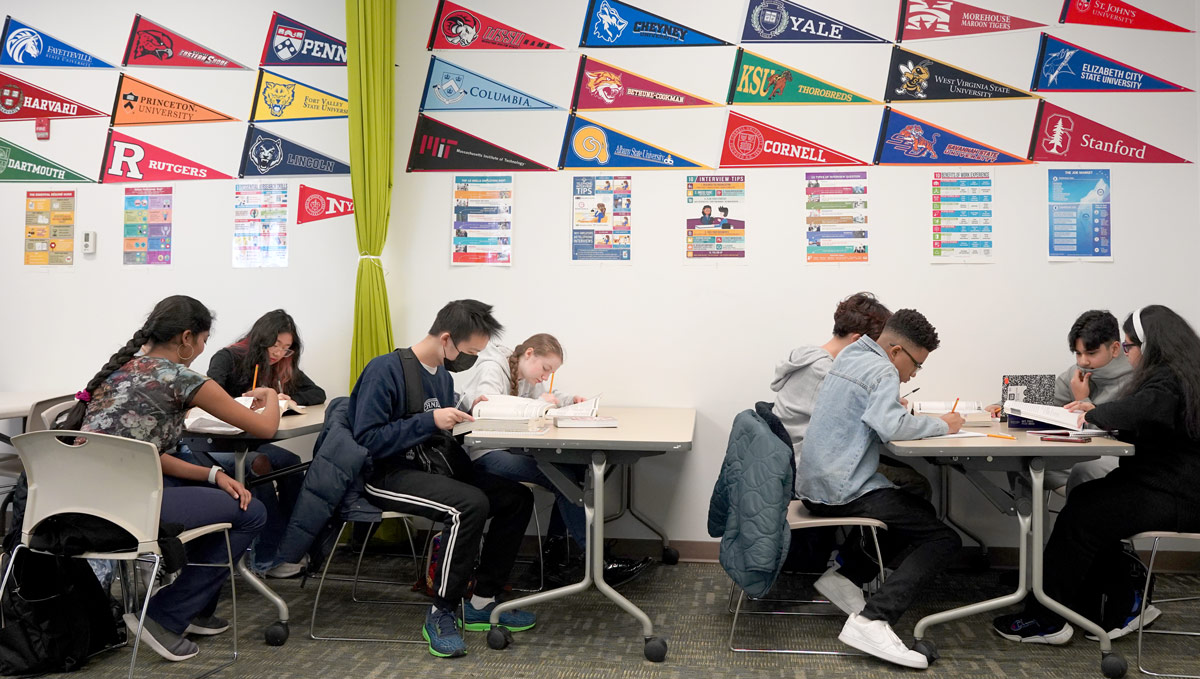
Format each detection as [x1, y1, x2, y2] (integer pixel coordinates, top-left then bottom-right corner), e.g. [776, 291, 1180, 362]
[1033, 33, 1189, 92]
[239, 125, 350, 178]
[1, 16, 114, 68]
[421, 56, 560, 111]
[559, 114, 705, 169]
[580, 0, 729, 47]
[874, 108, 1028, 165]
[741, 0, 889, 43]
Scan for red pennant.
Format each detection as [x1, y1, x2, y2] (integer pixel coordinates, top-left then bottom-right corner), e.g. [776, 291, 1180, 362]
[572, 55, 718, 111]
[297, 184, 354, 223]
[719, 111, 865, 168]
[427, 0, 562, 50]
[1031, 101, 1190, 163]
[123, 15, 247, 69]
[899, 1, 1045, 41]
[100, 129, 233, 183]
[1060, 0, 1191, 32]
[0, 71, 106, 121]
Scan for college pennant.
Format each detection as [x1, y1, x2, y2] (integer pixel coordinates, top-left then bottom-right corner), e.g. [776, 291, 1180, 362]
[250, 69, 349, 122]
[885, 45, 1036, 102]
[0, 71, 105, 121]
[0, 135, 91, 181]
[873, 107, 1031, 165]
[897, 1, 1045, 41]
[1, 17, 114, 68]
[580, 0, 730, 47]
[571, 55, 718, 111]
[297, 184, 353, 224]
[239, 125, 350, 177]
[1059, 0, 1191, 33]
[1029, 100, 1189, 163]
[408, 113, 552, 172]
[261, 12, 347, 66]
[720, 111, 865, 168]
[422, 56, 560, 111]
[100, 129, 232, 183]
[111, 74, 236, 126]
[123, 15, 246, 69]
[727, 49, 879, 105]
[1032, 33, 1191, 92]
[427, 0, 562, 50]
[558, 113, 707, 169]
[741, 0, 889, 43]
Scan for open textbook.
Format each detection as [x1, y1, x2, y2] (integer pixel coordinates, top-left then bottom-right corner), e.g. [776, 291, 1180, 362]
[912, 400, 993, 427]
[184, 397, 305, 435]
[453, 394, 601, 435]
[1003, 401, 1089, 431]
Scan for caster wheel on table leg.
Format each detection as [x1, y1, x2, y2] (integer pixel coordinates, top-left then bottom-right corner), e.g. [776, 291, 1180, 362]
[1101, 652, 1127, 679]
[661, 547, 679, 565]
[265, 621, 289, 646]
[487, 626, 513, 650]
[644, 636, 667, 662]
[913, 639, 939, 663]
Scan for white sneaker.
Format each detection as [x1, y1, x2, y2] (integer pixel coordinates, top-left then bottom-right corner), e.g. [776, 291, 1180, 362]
[1085, 605, 1162, 641]
[265, 558, 306, 579]
[838, 614, 929, 670]
[815, 568, 866, 616]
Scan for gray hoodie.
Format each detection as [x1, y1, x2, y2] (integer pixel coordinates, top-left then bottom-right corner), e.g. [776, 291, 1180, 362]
[769, 346, 834, 463]
[1053, 352, 1133, 406]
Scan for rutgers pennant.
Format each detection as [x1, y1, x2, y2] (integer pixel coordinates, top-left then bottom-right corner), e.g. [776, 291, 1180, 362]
[720, 111, 864, 168]
[101, 129, 232, 183]
[1029, 100, 1190, 163]
[297, 184, 353, 223]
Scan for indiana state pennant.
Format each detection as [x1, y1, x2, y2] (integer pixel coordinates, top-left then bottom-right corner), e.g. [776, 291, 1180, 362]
[1, 17, 114, 68]
[0, 135, 91, 181]
[422, 56, 559, 111]
[1060, 0, 1192, 33]
[111, 74, 236, 126]
[571, 55, 718, 110]
[559, 113, 707, 169]
[0, 71, 105, 120]
[408, 113, 552, 172]
[1029, 100, 1190, 163]
[297, 184, 353, 224]
[1033, 33, 1191, 92]
[886, 45, 1037, 102]
[427, 0, 561, 50]
[251, 69, 349, 122]
[897, 1, 1045, 41]
[240, 125, 351, 177]
[727, 49, 879, 105]
[101, 129, 233, 182]
[123, 15, 246, 69]
[874, 107, 1031, 165]
[261, 12, 347, 66]
[720, 111, 864, 167]
[580, 0, 730, 47]
[741, 0, 889, 43]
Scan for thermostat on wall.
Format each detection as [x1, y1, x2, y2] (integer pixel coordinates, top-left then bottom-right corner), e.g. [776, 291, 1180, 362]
[82, 231, 96, 254]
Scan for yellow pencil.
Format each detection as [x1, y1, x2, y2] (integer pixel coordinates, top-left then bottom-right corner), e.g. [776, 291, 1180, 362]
[252, 364, 259, 390]
[987, 433, 1017, 440]
[950, 398, 960, 413]
[548, 373, 555, 392]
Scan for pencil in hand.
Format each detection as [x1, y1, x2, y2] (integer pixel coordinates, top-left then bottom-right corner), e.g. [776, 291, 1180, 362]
[252, 364, 259, 390]
[950, 397, 960, 414]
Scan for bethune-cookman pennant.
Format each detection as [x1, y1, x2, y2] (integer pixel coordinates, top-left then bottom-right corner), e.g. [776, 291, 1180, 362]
[297, 184, 353, 224]
[240, 124, 351, 177]
[111, 74, 236, 126]
[874, 107, 1032, 165]
[0, 70, 105, 121]
[727, 49, 879, 105]
[1029, 99, 1189, 163]
[261, 12, 347, 66]
[886, 45, 1037, 102]
[422, 55, 560, 111]
[580, 0, 730, 47]
[427, 0, 561, 50]
[0, 135, 91, 181]
[571, 55, 718, 111]
[1, 16, 114, 68]
[720, 111, 865, 167]
[741, 0, 889, 43]
[1060, 0, 1192, 33]
[559, 113, 707, 169]
[101, 129, 233, 183]
[250, 69, 349, 122]
[408, 113, 552, 171]
[123, 15, 246, 69]
[1032, 33, 1192, 92]
[897, 1, 1045, 41]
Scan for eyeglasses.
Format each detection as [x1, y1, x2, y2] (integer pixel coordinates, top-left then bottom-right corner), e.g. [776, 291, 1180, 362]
[270, 343, 294, 358]
[1121, 341, 1141, 354]
[891, 344, 923, 372]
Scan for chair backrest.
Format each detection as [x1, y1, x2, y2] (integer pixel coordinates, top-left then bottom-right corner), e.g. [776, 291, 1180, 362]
[26, 394, 75, 432]
[10, 430, 163, 551]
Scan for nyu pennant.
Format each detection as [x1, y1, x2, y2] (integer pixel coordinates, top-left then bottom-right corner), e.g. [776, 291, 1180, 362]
[261, 12, 347, 66]
[728, 49, 878, 105]
[0, 71, 105, 121]
[251, 69, 349, 122]
[0, 135, 91, 181]
[422, 56, 559, 111]
[897, 1, 1044, 41]
[1033, 33, 1191, 92]
[111, 74, 236, 126]
[123, 15, 246, 69]
[741, 0, 888, 43]
[874, 107, 1031, 165]
[239, 125, 350, 177]
[1, 17, 114, 68]
[1029, 100, 1189, 163]
[580, 0, 730, 47]
[427, 0, 561, 50]
[720, 111, 864, 167]
[886, 45, 1036, 102]
[297, 184, 354, 224]
[1060, 0, 1191, 33]
[101, 129, 232, 183]
[408, 113, 552, 171]
[571, 55, 718, 110]
[559, 113, 706, 169]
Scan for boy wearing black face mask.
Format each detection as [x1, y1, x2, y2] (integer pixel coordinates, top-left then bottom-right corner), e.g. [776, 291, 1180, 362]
[348, 299, 537, 659]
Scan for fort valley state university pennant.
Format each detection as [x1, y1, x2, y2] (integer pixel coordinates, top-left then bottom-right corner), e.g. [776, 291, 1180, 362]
[0, 135, 91, 181]
[422, 55, 560, 111]
[720, 111, 865, 168]
[571, 55, 718, 111]
[111, 74, 235, 126]
[123, 15, 245, 69]
[297, 184, 353, 224]
[886, 45, 1037, 102]
[261, 12, 347, 66]
[559, 113, 707, 169]
[897, 1, 1044, 41]
[727, 49, 879, 105]
[408, 113, 552, 172]
[101, 129, 233, 182]
[1060, 0, 1192, 32]
[740, 0, 889, 43]
[1, 16, 114, 68]
[581, 0, 730, 47]
[428, 0, 561, 50]
[251, 69, 349, 122]
[0, 70, 105, 120]
[874, 107, 1031, 165]
[1029, 100, 1189, 163]
[1032, 33, 1191, 92]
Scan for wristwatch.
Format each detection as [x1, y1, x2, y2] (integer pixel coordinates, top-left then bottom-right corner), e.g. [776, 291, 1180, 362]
[207, 465, 222, 485]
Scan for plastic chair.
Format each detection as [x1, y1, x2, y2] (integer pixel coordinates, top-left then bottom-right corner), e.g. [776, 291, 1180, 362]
[1131, 531, 1200, 678]
[0, 430, 238, 679]
[25, 394, 74, 432]
[510, 481, 556, 593]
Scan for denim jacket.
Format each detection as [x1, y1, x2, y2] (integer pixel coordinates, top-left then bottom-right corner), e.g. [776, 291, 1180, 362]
[796, 336, 948, 505]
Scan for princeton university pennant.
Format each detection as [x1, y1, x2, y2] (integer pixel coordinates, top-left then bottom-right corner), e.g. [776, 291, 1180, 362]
[0, 71, 105, 121]
[720, 111, 865, 168]
[897, 1, 1045, 41]
[580, 0, 730, 47]
[874, 107, 1031, 165]
[1029, 100, 1189, 163]
[0, 136, 91, 181]
[422, 56, 559, 111]
[111, 74, 235, 125]
[1, 17, 114, 68]
[240, 125, 350, 177]
[297, 184, 353, 224]
[261, 12, 347, 66]
[1032, 33, 1191, 92]
[559, 113, 706, 169]
[101, 129, 232, 182]
[886, 45, 1037, 102]
[571, 55, 718, 111]
[727, 49, 879, 105]
[408, 113, 552, 171]
[427, 0, 561, 50]
[741, 0, 889, 43]
[250, 69, 349, 122]
[123, 15, 245, 69]
[1059, 0, 1192, 33]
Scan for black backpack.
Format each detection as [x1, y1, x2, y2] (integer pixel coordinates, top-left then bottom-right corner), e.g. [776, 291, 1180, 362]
[388, 348, 474, 481]
[1078, 541, 1156, 631]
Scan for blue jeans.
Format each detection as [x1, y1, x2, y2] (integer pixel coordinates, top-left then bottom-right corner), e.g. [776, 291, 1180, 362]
[473, 450, 586, 548]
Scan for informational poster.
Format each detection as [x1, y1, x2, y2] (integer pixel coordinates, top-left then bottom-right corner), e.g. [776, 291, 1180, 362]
[24, 191, 74, 265]
[123, 186, 173, 265]
[932, 171, 993, 263]
[1048, 169, 1112, 261]
[233, 182, 288, 268]
[805, 171, 868, 263]
[571, 176, 631, 261]
[452, 175, 512, 265]
[685, 175, 746, 259]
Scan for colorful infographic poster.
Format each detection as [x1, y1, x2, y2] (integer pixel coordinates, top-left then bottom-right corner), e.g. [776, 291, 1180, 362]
[572, 176, 631, 261]
[932, 171, 993, 263]
[805, 171, 868, 263]
[233, 182, 288, 267]
[685, 175, 746, 259]
[1048, 169, 1112, 261]
[123, 186, 172, 265]
[452, 175, 512, 265]
[24, 191, 74, 265]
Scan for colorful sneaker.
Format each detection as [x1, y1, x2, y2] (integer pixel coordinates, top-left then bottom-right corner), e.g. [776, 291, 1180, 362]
[462, 600, 537, 632]
[992, 613, 1074, 644]
[422, 607, 467, 658]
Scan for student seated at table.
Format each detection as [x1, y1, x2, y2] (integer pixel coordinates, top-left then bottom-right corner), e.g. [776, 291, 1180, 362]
[349, 299, 535, 659]
[797, 309, 963, 669]
[60, 295, 276, 663]
[993, 305, 1200, 644]
[456, 333, 652, 588]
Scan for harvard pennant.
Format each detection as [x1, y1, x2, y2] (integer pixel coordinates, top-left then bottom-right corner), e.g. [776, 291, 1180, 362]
[728, 49, 879, 105]
[1060, 0, 1191, 33]
[428, 0, 561, 50]
[240, 125, 350, 177]
[1029, 100, 1189, 163]
[297, 184, 354, 224]
[422, 56, 559, 111]
[261, 12, 347, 66]
[874, 107, 1031, 165]
[897, 1, 1045, 41]
[1, 17, 114, 68]
[101, 129, 233, 182]
[111, 74, 236, 126]
[886, 45, 1036, 102]
[123, 15, 246, 69]
[559, 113, 706, 169]
[250, 69, 349, 122]
[408, 114, 552, 171]
[0, 71, 105, 121]
[571, 55, 717, 111]
[1033, 33, 1191, 92]
[720, 111, 864, 168]
[0, 135, 91, 181]
[580, 0, 730, 47]
[741, 0, 889, 43]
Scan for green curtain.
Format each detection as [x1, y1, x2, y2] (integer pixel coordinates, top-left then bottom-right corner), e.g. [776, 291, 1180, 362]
[346, 0, 396, 389]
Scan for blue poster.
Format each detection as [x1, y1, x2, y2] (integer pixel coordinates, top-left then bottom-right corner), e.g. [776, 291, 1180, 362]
[580, 0, 730, 47]
[420, 56, 560, 111]
[572, 175, 632, 261]
[1033, 34, 1190, 93]
[559, 114, 705, 169]
[261, 12, 346, 67]
[874, 108, 1030, 166]
[1, 17, 114, 68]
[1048, 169, 1112, 261]
[741, 0, 888, 44]
[239, 125, 350, 178]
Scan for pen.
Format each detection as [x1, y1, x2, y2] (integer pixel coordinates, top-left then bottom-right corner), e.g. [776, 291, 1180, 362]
[252, 364, 259, 390]
[950, 397, 960, 414]
[987, 433, 1017, 440]
[901, 387, 921, 399]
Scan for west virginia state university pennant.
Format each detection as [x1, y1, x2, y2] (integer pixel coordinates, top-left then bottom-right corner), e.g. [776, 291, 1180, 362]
[111, 74, 236, 126]
[408, 114, 552, 172]
[580, 0, 730, 47]
[250, 69, 349, 122]
[874, 107, 1031, 165]
[240, 125, 351, 177]
[727, 49, 879, 105]
[559, 113, 707, 169]
[101, 129, 233, 182]
[0, 71, 105, 121]
[123, 15, 246, 69]
[0, 135, 91, 181]
[720, 111, 865, 168]
[1, 17, 114, 68]
[571, 55, 718, 111]
[261, 12, 347, 66]
[1060, 0, 1191, 33]
[427, 0, 561, 50]
[897, 1, 1044, 41]
[422, 56, 560, 111]
[297, 184, 353, 224]
[741, 0, 889, 43]
[1032, 33, 1191, 92]
[886, 45, 1037, 102]
[1029, 100, 1189, 163]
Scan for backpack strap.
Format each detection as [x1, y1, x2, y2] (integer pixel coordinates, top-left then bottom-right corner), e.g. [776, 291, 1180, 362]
[396, 348, 431, 417]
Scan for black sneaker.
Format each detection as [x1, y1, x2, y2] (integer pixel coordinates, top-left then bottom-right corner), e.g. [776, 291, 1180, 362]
[603, 556, 652, 588]
[123, 613, 199, 661]
[185, 614, 229, 636]
[992, 612, 1074, 645]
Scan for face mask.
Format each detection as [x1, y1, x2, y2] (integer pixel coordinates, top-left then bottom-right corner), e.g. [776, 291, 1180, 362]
[443, 341, 478, 372]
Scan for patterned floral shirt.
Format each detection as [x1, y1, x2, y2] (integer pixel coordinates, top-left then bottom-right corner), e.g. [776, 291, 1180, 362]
[81, 356, 209, 455]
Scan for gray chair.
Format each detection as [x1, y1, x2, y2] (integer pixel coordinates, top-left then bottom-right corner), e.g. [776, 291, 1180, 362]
[1131, 531, 1200, 678]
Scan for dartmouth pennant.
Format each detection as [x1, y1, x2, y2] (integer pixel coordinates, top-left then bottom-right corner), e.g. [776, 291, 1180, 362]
[1060, 0, 1191, 33]
[580, 0, 730, 47]
[886, 45, 1036, 102]
[897, 1, 1044, 41]
[559, 113, 706, 169]
[111, 74, 236, 126]
[101, 129, 232, 183]
[240, 125, 350, 177]
[422, 56, 559, 111]
[1033, 34, 1191, 92]
[1029, 100, 1189, 163]
[261, 12, 347, 66]
[741, 0, 889, 43]
[1, 17, 114, 68]
[427, 0, 561, 50]
[572, 55, 718, 111]
[728, 49, 879, 105]
[124, 15, 246, 69]
[0, 71, 105, 121]
[0, 136, 90, 181]
[874, 107, 1031, 165]
[297, 184, 353, 224]
[720, 111, 864, 167]
[251, 69, 349, 122]
[408, 113, 552, 171]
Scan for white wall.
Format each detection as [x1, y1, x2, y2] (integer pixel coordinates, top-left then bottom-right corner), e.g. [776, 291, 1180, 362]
[393, 0, 1199, 548]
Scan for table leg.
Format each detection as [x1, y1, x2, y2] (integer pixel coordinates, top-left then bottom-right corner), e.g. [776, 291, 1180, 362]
[615, 462, 677, 564]
[939, 466, 988, 557]
[232, 449, 291, 645]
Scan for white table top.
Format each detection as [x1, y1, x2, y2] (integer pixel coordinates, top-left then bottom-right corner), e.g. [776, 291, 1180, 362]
[887, 420, 1134, 457]
[0, 392, 68, 420]
[464, 406, 696, 453]
[188, 402, 328, 442]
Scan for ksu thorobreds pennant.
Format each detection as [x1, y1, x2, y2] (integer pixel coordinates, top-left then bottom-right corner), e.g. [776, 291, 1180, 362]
[720, 111, 865, 168]
[408, 113, 552, 172]
[297, 184, 353, 224]
[0, 71, 105, 121]
[123, 15, 246, 69]
[741, 0, 889, 43]
[422, 56, 559, 111]
[427, 0, 561, 50]
[559, 113, 707, 169]
[1029, 100, 1189, 163]
[727, 49, 879, 105]
[101, 129, 233, 182]
[111, 74, 236, 126]
[0, 135, 91, 181]
[240, 125, 350, 177]
[1059, 0, 1191, 33]
[886, 45, 1037, 102]
[581, 0, 730, 47]
[261, 12, 347, 66]
[874, 107, 1031, 165]
[1, 17, 114, 68]
[1033, 33, 1191, 92]
[571, 55, 718, 111]
[251, 69, 349, 122]
[897, 1, 1045, 41]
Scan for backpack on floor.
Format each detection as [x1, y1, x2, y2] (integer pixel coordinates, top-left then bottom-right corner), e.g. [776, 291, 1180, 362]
[1080, 541, 1156, 631]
